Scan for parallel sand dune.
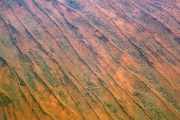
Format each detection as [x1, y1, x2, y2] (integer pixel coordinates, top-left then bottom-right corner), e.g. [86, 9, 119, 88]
[0, 0, 180, 119]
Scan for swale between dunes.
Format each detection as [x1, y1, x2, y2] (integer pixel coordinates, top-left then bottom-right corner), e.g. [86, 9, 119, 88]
[0, 0, 179, 119]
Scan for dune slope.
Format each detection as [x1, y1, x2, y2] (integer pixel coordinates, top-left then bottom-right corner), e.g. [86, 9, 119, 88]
[0, 0, 180, 119]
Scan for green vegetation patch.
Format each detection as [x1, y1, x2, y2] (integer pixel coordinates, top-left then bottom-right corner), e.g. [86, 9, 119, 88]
[86, 13, 103, 26]
[166, 57, 177, 66]
[7, 24, 20, 35]
[158, 87, 180, 111]
[15, 0, 26, 7]
[98, 78, 104, 85]
[133, 92, 142, 97]
[157, 49, 177, 66]
[2, 0, 12, 9]
[0, 93, 12, 107]
[174, 37, 180, 44]
[26, 73, 37, 90]
[0, 57, 8, 66]
[32, 28, 42, 39]
[133, 80, 150, 92]
[106, 103, 117, 113]
[104, 102, 123, 120]
[141, 69, 159, 85]
[128, 67, 159, 85]
[136, 94, 167, 119]
[64, 75, 76, 88]
[129, 51, 142, 60]
[19, 78, 26, 86]
[97, 35, 108, 42]
[25, 30, 34, 39]
[86, 81, 95, 87]
[59, 91, 67, 100]
[65, 0, 84, 11]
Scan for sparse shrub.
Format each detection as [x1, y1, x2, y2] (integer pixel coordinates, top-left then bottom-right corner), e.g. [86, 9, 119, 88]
[0, 57, 8, 66]
[106, 103, 117, 113]
[32, 28, 42, 39]
[65, 0, 84, 10]
[86, 81, 94, 87]
[15, 0, 26, 6]
[59, 91, 66, 99]
[98, 35, 108, 42]
[85, 13, 103, 26]
[7, 24, 20, 35]
[133, 92, 142, 97]
[0, 93, 12, 107]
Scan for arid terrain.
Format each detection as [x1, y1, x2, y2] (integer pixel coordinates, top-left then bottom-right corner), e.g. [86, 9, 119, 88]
[0, 0, 180, 120]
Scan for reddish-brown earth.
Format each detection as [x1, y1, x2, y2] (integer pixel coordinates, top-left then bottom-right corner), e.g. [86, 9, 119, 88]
[0, 0, 180, 120]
